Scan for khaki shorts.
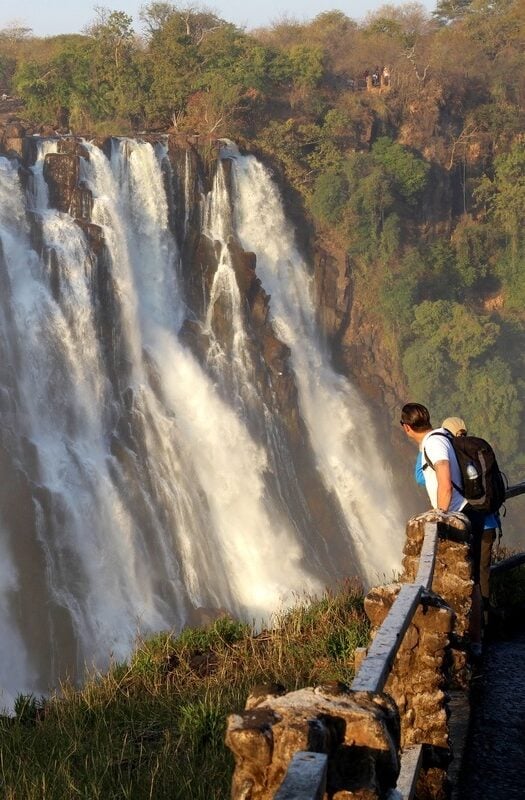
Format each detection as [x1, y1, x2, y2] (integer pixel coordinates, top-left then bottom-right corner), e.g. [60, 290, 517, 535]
[480, 528, 496, 599]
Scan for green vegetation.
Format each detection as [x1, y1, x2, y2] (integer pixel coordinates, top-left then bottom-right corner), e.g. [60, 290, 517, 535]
[1, 1, 525, 476]
[0, 581, 368, 799]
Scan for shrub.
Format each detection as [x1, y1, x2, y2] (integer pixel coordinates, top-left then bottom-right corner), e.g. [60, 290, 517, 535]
[311, 168, 349, 223]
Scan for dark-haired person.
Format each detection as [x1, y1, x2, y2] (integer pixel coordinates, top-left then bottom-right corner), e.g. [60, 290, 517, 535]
[400, 403, 484, 654]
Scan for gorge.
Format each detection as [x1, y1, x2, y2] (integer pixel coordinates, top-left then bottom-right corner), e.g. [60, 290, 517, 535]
[0, 134, 404, 708]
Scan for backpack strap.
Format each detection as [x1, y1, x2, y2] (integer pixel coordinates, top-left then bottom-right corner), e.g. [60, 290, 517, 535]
[422, 431, 464, 495]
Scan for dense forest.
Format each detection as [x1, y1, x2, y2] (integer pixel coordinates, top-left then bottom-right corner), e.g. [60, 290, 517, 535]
[1, 0, 525, 482]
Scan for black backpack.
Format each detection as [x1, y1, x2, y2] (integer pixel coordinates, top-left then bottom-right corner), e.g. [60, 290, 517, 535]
[424, 431, 506, 514]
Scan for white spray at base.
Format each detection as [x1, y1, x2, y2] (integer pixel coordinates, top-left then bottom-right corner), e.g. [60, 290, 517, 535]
[229, 153, 404, 584]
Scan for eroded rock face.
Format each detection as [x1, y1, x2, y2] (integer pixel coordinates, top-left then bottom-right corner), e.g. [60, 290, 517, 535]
[167, 138, 360, 575]
[43, 152, 80, 214]
[226, 684, 401, 799]
[0, 120, 26, 158]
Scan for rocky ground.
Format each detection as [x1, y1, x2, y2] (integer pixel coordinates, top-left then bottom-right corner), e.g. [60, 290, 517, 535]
[0, 96, 25, 124]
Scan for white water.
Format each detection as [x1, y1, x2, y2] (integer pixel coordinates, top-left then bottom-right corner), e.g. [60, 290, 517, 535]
[0, 157, 38, 708]
[0, 139, 404, 705]
[82, 138, 323, 613]
[229, 153, 404, 583]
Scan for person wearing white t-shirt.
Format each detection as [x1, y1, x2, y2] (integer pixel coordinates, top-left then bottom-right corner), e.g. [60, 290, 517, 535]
[421, 427, 466, 512]
[400, 402, 484, 653]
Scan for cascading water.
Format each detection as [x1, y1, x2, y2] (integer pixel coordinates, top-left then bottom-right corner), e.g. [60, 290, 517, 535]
[228, 151, 404, 583]
[0, 136, 404, 709]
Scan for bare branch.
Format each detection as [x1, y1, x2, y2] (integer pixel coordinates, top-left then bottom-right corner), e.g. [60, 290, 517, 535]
[403, 45, 430, 83]
[208, 116, 224, 134]
[447, 122, 480, 170]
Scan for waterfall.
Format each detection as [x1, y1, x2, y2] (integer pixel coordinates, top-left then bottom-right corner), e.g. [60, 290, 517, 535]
[0, 137, 404, 708]
[0, 157, 39, 708]
[228, 153, 404, 583]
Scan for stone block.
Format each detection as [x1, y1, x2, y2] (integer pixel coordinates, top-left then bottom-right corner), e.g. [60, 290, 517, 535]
[402, 623, 419, 651]
[364, 583, 400, 627]
[226, 686, 401, 799]
[408, 668, 442, 692]
[419, 631, 447, 654]
[226, 708, 279, 764]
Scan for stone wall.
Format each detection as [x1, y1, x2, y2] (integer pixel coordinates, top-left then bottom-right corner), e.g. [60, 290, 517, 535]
[226, 510, 474, 799]
[357, 510, 473, 799]
[401, 510, 473, 686]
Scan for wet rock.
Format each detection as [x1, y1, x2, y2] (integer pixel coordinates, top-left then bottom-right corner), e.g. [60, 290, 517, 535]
[43, 152, 80, 213]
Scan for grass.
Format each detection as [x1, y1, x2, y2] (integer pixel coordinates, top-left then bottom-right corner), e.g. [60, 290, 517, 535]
[0, 580, 368, 800]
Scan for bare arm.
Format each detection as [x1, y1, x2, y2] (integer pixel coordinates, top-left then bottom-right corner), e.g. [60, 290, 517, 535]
[435, 460, 452, 511]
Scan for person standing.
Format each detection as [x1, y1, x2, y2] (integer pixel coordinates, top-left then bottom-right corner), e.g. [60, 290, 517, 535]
[442, 416, 500, 625]
[400, 403, 484, 653]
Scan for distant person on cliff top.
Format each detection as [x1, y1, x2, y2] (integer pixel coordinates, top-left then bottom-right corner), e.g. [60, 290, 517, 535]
[400, 402, 484, 652]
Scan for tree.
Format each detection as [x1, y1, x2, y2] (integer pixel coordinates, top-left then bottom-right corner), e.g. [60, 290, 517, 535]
[84, 8, 144, 121]
[0, 52, 16, 93]
[14, 41, 111, 127]
[365, 2, 434, 47]
[433, 0, 472, 24]
[139, 2, 176, 37]
[0, 20, 33, 45]
[475, 141, 525, 261]
[371, 137, 429, 203]
[401, 299, 505, 434]
[409, 300, 498, 363]
[311, 169, 349, 224]
[380, 265, 418, 332]
[464, 0, 522, 61]
[85, 7, 135, 71]
[451, 215, 490, 287]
